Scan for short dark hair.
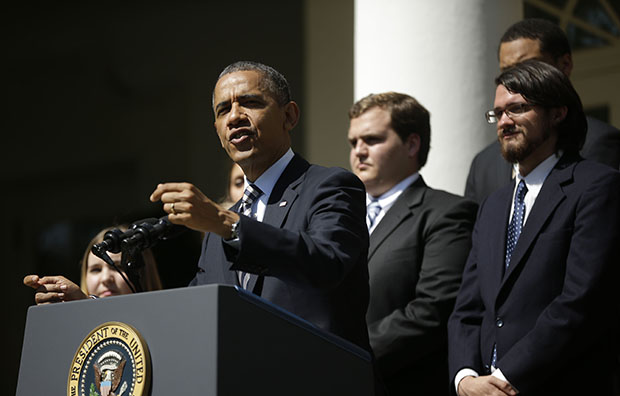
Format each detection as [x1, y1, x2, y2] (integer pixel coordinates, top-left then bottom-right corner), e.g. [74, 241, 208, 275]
[349, 92, 431, 168]
[495, 59, 586, 154]
[499, 18, 571, 60]
[214, 61, 291, 106]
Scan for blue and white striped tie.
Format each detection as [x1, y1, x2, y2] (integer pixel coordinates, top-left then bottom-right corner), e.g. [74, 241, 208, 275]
[237, 183, 263, 289]
[367, 199, 382, 230]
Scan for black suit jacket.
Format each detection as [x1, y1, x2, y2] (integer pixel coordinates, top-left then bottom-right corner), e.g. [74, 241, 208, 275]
[189, 154, 371, 350]
[367, 176, 477, 396]
[465, 116, 620, 204]
[449, 154, 620, 395]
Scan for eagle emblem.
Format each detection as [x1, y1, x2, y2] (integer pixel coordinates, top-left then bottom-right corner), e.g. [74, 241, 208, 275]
[68, 322, 150, 396]
[93, 350, 126, 396]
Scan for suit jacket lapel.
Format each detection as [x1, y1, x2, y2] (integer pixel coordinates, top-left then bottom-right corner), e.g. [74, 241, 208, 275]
[245, 154, 308, 292]
[501, 156, 575, 287]
[263, 155, 307, 227]
[368, 177, 425, 260]
[488, 182, 513, 299]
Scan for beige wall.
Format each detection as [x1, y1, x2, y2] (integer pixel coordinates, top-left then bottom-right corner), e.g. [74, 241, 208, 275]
[572, 47, 620, 127]
[304, 0, 355, 169]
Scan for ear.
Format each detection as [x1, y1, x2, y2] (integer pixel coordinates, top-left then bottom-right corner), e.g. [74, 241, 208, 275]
[283, 101, 300, 132]
[405, 133, 421, 159]
[557, 53, 573, 77]
[551, 106, 568, 126]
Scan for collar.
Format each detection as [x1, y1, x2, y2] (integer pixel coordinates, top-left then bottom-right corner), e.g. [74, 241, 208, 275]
[366, 172, 419, 210]
[512, 151, 562, 225]
[516, 151, 562, 197]
[244, 149, 294, 223]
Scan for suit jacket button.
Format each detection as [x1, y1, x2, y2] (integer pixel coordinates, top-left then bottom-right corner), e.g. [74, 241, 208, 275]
[496, 318, 504, 328]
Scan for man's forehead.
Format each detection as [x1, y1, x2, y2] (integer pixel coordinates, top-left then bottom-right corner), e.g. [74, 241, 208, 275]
[494, 84, 525, 105]
[499, 38, 546, 70]
[215, 71, 263, 95]
[349, 108, 392, 134]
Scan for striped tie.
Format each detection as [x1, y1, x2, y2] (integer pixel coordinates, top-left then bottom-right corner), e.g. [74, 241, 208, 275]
[240, 183, 263, 218]
[367, 199, 382, 230]
[237, 183, 263, 289]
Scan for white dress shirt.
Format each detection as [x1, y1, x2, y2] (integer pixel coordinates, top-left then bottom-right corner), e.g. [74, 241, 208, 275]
[367, 173, 419, 234]
[510, 153, 560, 225]
[243, 148, 294, 222]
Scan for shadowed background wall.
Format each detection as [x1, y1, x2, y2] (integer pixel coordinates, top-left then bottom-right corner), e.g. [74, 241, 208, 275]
[4, 2, 315, 392]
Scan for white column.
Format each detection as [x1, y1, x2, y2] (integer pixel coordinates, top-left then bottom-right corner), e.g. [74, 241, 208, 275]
[354, 0, 522, 195]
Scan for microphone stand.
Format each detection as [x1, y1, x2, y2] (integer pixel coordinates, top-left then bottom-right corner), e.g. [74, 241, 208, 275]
[91, 243, 139, 294]
[90, 220, 159, 294]
[91, 216, 186, 294]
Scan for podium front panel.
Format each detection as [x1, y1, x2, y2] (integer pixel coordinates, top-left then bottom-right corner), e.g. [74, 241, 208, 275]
[17, 284, 374, 395]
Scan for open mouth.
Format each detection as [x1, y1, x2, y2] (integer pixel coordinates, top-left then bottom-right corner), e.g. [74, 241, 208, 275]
[228, 128, 256, 145]
[229, 128, 256, 144]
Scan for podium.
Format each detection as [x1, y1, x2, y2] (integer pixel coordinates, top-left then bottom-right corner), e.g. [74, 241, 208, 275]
[16, 284, 375, 395]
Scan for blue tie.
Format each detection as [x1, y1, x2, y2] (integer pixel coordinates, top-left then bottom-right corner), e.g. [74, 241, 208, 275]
[237, 184, 263, 289]
[505, 180, 528, 268]
[492, 179, 528, 368]
[367, 199, 382, 230]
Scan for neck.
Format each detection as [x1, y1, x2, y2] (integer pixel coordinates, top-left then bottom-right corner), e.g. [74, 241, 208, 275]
[518, 138, 558, 176]
[367, 172, 417, 198]
[241, 146, 290, 182]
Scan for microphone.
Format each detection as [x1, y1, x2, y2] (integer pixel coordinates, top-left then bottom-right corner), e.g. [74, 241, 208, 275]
[89, 216, 184, 294]
[121, 216, 186, 252]
[91, 218, 158, 255]
[91, 227, 135, 257]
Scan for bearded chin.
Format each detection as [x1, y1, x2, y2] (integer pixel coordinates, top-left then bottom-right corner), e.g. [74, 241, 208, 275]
[499, 124, 552, 164]
[500, 138, 535, 164]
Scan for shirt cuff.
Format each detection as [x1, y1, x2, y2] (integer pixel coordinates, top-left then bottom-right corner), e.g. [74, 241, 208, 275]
[491, 368, 518, 393]
[222, 237, 240, 249]
[454, 368, 479, 395]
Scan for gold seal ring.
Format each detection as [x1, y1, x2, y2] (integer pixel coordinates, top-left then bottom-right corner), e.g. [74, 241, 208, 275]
[170, 202, 176, 214]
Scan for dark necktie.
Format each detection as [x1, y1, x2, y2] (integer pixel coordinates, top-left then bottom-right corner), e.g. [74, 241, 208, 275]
[505, 179, 528, 268]
[492, 179, 528, 368]
[237, 183, 263, 289]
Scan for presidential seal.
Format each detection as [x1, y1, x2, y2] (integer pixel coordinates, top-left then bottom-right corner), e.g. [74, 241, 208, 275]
[67, 322, 150, 396]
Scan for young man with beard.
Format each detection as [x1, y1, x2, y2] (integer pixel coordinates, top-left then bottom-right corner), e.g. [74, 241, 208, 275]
[464, 18, 620, 205]
[448, 60, 620, 396]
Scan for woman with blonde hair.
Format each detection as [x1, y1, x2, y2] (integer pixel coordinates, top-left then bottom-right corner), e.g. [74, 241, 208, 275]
[24, 225, 162, 304]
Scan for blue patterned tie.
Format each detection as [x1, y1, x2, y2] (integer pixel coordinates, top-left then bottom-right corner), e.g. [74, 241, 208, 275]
[367, 199, 382, 230]
[505, 180, 528, 268]
[492, 179, 528, 368]
[237, 184, 263, 289]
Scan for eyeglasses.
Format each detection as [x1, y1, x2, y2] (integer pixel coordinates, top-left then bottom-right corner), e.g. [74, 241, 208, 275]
[485, 103, 536, 124]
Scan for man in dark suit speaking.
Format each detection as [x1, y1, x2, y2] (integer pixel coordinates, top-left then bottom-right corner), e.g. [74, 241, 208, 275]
[347, 92, 477, 395]
[465, 18, 620, 204]
[448, 60, 620, 395]
[150, 61, 371, 351]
